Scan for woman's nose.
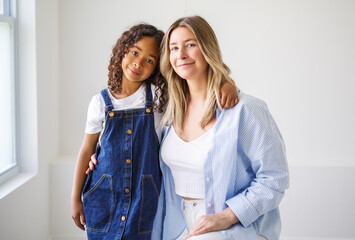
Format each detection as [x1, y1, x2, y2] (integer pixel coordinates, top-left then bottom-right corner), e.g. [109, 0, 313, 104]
[177, 48, 187, 60]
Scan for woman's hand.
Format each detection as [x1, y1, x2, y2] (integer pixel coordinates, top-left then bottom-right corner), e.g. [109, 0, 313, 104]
[71, 199, 86, 231]
[85, 153, 98, 175]
[220, 81, 239, 108]
[184, 207, 239, 239]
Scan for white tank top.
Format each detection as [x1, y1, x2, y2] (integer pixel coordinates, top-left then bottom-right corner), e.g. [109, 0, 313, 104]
[161, 127, 213, 199]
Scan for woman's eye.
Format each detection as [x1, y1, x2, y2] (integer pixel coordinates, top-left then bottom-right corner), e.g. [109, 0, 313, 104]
[132, 51, 138, 56]
[187, 43, 195, 48]
[146, 59, 153, 64]
[171, 47, 178, 51]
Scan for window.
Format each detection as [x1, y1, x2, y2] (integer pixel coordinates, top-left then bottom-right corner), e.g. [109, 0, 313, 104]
[0, 0, 18, 183]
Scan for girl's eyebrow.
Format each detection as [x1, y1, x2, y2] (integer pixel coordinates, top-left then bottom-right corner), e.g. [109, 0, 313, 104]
[169, 39, 196, 46]
[133, 46, 157, 60]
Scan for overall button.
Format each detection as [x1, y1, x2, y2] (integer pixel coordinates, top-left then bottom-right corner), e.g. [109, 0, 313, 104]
[109, 112, 114, 117]
[146, 108, 151, 113]
[121, 216, 126, 221]
[126, 159, 131, 164]
[127, 129, 132, 134]
[125, 188, 130, 193]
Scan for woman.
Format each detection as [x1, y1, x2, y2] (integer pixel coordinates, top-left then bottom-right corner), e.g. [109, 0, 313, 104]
[152, 16, 289, 240]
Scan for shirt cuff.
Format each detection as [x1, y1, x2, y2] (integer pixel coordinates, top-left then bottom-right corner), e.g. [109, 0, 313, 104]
[226, 193, 259, 227]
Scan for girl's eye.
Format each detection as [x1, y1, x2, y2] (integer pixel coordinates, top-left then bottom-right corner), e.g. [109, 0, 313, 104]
[132, 51, 138, 56]
[146, 59, 153, 64]
[170, 46, 178, 51]
[187, 43, 195, 48]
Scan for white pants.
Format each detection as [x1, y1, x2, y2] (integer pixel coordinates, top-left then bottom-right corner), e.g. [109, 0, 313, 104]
[177, 199, 267, 240]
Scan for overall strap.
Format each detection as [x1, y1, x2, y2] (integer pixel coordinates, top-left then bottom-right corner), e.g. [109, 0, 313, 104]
[100, 89, 114, 112]
[145, 83, 153, 108]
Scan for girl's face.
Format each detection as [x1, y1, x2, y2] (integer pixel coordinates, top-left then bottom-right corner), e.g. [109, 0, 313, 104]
[169, 27, 208, 81]
[121, 36, 159, 84]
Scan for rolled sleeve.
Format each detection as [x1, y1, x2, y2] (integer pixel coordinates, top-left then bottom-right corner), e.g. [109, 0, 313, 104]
[226, 98, 289, 227]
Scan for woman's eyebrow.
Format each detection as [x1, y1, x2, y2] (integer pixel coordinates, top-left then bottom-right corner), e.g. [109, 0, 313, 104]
[169, 39, 196, 46]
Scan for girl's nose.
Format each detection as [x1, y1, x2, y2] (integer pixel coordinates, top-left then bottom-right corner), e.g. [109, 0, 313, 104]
[133, 60, 143, 69]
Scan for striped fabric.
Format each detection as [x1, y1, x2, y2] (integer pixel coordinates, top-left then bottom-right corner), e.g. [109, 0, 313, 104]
[152, 92, 289, 240]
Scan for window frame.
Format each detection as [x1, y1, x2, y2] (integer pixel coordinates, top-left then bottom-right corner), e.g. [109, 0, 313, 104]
[0, 0, 19, 185]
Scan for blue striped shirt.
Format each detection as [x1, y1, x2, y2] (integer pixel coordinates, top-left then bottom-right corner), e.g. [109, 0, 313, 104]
[152, 92, 289, 240]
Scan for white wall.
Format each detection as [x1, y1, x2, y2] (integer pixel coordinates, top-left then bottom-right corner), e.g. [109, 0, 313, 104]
[0, 0, 59, 239]
[1, 0, 354, 239]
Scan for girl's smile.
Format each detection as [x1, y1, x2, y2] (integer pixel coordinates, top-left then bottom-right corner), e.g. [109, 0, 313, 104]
[128, 67, 141, 76]
[121, 36, 159, 84]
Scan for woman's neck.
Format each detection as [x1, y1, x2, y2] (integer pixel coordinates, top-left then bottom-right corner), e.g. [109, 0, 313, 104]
[186, 77, 208, 104]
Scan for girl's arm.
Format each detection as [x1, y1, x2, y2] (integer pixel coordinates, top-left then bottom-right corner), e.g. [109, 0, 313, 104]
[220, 81, 239, 108]
[71, 133, 100, 231]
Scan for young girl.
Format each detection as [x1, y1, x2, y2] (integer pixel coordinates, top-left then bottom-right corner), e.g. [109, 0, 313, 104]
[71, 23, 238, 240]
[71, 24, 167, 240]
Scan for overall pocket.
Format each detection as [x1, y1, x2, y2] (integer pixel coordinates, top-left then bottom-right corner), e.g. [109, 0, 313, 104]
[138, 174, 159, 234]
[83, 174, 114, 233]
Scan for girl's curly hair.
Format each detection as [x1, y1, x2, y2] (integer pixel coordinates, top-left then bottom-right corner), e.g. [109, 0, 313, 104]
[108, 24, 167, 113]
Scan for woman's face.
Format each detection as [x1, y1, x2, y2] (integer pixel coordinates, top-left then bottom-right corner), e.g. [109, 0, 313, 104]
[121, 36, 159, 84]
[169, 27, 208, 81]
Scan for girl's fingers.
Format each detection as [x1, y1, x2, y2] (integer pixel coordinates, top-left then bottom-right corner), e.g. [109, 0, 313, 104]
[226, 97, 233, 108]
[89, 161, 94, 170]
[85, 168, 90, 175]
[73, 216, 85, 231]
[234, 97, 239, 105]
[81, 213, 86, 225]
[220, 95, 226, 107]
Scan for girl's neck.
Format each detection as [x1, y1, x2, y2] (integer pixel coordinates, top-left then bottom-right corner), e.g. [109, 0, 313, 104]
[112, 78, 144, 99]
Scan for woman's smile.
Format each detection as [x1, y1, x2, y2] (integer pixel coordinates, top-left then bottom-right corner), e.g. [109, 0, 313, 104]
[177, 62, 195, 68]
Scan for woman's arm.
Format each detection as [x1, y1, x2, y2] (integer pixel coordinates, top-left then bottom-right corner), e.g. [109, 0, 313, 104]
[184, 207, 239, 239]
[225, 99, 289, 228]
[71, 133, 100, 230]
[186, 98, 289, 238]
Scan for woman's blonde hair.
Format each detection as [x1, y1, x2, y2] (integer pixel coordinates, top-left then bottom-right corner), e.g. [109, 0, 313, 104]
[160, 15, 236, 133]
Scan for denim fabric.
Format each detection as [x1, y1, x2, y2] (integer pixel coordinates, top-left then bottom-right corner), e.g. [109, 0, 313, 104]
[82, 84, 161, 240]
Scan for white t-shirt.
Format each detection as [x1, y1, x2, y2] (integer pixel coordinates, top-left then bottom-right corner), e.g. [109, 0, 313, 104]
[85, 84, 163, 141]
[160, 126, 213, 199]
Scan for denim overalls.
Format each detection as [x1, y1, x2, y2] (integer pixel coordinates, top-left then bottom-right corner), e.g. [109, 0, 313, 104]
[82, 84, 161, 240]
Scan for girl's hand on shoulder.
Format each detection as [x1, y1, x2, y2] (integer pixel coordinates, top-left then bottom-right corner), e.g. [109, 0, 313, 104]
[220, 81, 239, 109]
[184, 207, 239, 239]
[71, 199, 86, 231]
[85, 153, 98, 175]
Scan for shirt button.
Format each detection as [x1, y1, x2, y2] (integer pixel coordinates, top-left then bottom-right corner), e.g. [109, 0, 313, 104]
[121, 216, 126, 221]
[109, 112, 114, 117]
[208, 203, 212, 207]
[126, 159, 131, 164]
[125, 188, 130, 193]
[206, 177, 210, 182]
[146, 108, 151, 113]
[127, 129, 132, 134]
